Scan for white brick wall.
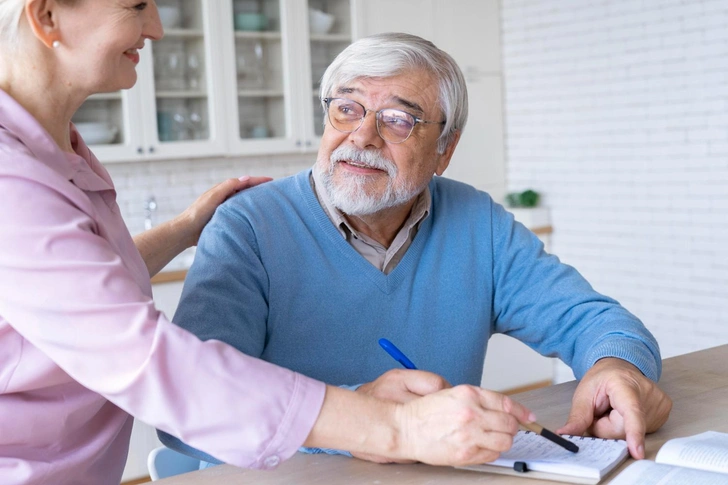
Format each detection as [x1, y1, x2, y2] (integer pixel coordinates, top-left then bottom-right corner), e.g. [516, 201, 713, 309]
[502, 0, 728, 358]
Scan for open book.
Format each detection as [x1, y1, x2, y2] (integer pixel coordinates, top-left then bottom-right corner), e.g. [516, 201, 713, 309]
[459, 430, 629, 484]
[610, 431, 728, 484]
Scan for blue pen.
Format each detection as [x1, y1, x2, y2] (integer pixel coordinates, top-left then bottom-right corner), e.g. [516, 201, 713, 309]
[378, 338, 418, 370]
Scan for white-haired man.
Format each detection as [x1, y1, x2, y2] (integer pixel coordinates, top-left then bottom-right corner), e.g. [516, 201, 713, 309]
[161, 32, 671, 465]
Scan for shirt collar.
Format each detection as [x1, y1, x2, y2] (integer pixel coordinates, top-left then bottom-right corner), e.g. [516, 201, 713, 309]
[311, 164, 431, 240]
[0, 89, 113, 192]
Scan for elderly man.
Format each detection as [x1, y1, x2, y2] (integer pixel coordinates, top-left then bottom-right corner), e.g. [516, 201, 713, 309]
[160, 32, 671, 464]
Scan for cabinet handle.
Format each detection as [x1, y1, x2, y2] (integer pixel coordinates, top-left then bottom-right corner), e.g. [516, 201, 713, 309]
[305, 140, 312, 147]
[149, 146, 155, 153]
[295, 140, 302, 147]
[137, 147, 144, 154]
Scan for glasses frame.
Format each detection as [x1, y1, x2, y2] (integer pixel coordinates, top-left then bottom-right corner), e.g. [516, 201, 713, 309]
[323, 97, 446, 144]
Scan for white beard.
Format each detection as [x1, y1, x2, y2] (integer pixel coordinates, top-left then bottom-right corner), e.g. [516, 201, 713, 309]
[318, 145, 422, 216]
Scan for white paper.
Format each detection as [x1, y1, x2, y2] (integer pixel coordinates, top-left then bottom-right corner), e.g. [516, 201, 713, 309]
[489, 430, 629, 479]
[610, 460, 728, 485]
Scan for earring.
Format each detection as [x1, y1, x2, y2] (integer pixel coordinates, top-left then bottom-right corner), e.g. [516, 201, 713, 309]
[52, 40, 61, 49]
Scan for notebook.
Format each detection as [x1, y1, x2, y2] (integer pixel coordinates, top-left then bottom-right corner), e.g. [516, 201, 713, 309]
[458, 430, 629, 484]
[610, 431, 728, 484]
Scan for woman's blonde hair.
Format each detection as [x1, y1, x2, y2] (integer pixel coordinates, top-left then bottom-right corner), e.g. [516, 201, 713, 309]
[0, 0, 25, 47]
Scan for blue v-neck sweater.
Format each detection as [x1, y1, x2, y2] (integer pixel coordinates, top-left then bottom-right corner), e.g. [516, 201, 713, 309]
[162, 169, 660, 460]
[175, 169, 659, 384]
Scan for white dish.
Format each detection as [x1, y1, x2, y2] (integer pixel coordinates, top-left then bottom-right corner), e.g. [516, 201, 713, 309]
[75, 123, 118, 145]
[308, 8, 335, 34]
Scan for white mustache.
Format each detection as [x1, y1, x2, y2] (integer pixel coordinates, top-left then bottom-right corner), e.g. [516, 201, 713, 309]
[329, 146, 397, 176]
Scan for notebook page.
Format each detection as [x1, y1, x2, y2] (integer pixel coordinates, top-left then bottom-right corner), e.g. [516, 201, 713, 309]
[610, 460, 728, 485]
[656, 431, 728, 474]
[490, 431, 629, 479]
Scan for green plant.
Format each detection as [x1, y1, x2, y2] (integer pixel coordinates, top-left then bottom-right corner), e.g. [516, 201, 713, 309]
[505, 189, 540, 208]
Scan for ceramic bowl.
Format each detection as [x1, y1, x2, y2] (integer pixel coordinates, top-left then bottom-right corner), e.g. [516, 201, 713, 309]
[75, 122, 118, 145]
[158, 6, 182, 29]
[308, 8, 335, 34]
[234, 13, 268, 31]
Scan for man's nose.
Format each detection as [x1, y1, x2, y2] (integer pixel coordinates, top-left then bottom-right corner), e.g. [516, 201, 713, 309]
[349, 111, 385, 149]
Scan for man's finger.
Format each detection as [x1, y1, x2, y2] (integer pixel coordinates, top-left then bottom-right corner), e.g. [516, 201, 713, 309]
[610, 388, 647, 459]
[557, 391, 596, 436]
[402, 370, 451, 396]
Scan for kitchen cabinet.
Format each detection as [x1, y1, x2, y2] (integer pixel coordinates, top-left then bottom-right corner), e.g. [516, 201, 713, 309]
[73, 0, 360, 163]
[74, 0, 226, 163]
[219, 0, 358, 156]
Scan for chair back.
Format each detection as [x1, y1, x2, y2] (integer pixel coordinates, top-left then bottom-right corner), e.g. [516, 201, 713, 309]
[147, 446, 201, 481]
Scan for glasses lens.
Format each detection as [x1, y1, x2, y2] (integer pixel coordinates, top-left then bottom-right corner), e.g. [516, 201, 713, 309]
[377, 109, 415, 143]
[328, 98, 365, 133]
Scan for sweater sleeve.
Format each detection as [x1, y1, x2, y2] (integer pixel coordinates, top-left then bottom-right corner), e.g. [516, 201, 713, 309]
[489, 201, 661, 381]
[159, 199, 275, 459]
[0, 175, 325, 470]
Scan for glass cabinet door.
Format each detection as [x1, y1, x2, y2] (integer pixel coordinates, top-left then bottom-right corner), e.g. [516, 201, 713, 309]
[72, 92, 126, 146]
[229, 0, 289, 143]
[153, 0, 212, 145]
[307, 0, 353, 137]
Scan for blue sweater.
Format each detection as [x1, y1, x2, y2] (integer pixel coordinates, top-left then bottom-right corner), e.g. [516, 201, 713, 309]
[160, 169, 661, 461]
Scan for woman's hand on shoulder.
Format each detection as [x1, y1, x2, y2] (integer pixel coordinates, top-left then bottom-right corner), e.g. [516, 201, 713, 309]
[177, 176, 272, 247]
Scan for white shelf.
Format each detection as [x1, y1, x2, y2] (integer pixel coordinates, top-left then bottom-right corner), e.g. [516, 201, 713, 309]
[237, 89, 284, 98]
[234, 31, 283, 41]
[155, 90, 208, 99]
[309, 33, 351, 42]
[163, 29, 205, 38]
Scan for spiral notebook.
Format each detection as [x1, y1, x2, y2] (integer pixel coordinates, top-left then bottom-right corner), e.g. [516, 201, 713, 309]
[458, 430, 629, 484]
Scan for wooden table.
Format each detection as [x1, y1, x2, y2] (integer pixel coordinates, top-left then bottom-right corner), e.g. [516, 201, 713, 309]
[157, 345, 728, 484]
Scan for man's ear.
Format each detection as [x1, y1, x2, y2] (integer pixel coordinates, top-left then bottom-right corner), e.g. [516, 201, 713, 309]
[434, 131, 461, 176]
[25, 0, 60, 49]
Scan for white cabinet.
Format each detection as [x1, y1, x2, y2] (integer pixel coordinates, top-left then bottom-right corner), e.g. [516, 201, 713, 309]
[73, 0, 360, 163]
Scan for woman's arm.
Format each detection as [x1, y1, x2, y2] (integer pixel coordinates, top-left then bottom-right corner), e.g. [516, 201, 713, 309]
[133, 176, 271, 277]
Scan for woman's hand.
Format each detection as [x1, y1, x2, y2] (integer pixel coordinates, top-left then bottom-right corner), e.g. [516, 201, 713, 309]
[134, 176, 271, 278]
[395, 385, 535, 466]
[176, 176, 272, 248]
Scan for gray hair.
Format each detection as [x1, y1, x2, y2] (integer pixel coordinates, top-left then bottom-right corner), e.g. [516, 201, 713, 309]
[319, 32, 468, 154]
[0, 0, 25, 48]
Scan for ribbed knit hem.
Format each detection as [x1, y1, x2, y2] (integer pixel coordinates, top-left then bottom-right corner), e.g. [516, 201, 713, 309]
[583, 337, 661, 382]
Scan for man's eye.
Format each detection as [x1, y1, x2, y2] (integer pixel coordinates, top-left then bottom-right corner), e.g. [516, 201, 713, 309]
[338, 105, 359, 116]
[134, 2, 148, 11]
[382, 115, 411, 127]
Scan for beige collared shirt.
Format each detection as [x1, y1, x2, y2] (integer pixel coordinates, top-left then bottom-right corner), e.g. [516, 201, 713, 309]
[311, 166, 431, 275]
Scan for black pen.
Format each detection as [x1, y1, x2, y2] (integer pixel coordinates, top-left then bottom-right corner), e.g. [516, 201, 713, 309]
[521, 422, 579, 453]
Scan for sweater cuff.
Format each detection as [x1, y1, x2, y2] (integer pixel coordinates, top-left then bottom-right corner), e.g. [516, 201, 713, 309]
[583, 337, 661, 382]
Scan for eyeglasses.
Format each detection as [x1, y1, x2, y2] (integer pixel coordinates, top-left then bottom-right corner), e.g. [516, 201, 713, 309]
[323, 97, 446, 144]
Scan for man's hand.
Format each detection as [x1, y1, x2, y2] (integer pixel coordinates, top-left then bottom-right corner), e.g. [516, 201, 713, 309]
[358, 369, 451, 403]
[353, 369, 451, 463]
[557, 358, 672, 459]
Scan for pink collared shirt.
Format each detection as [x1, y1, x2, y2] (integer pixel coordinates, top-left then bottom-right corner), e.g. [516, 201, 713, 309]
[0, 90, 325, 485]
